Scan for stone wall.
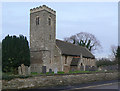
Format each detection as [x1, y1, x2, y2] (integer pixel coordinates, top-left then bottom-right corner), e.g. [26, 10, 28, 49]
[53, 46, 63, 71]
[53, 50, 97, 72]
[2, 72, 118, 89]
[78, 58, 96, 71]
[80, 58, 96, 67]
[62, 56, 73, 73]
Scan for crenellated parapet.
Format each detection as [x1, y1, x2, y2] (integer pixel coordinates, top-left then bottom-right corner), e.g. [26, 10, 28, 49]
[30, 5, 56, 15]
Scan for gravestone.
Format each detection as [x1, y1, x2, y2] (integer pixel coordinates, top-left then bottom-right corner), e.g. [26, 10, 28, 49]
[42, 66, 46, 74]
[85, 65, 88, 71]
[85, 65, 90, 71]
[98, 65, 118, 71]
[25, 66, 28, 75]
[49, 69, 52, 73]
[37, 67, 41, 74]
[21, 64, 26, 75]
[71, 68, 75, 72]
[80, 66, 84, 71]
[18, 64, 31, 75]
[28, 66, 31, 75]
[30, 66, 33, 72]
[94, 66, 97, 71]
[89, 66, 94, 71]
[54, 68, 58, 74]
[98, 67, 102, 71]
[88, 66, 91, 71]
[18, 66, 22, 75]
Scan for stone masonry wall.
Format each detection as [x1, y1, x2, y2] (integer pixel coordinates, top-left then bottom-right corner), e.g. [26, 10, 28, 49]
[2, 72, 118, 89]
[62, 56, 73, 72]
[80, 58, 96, 67]
[53, 46, 63, 71]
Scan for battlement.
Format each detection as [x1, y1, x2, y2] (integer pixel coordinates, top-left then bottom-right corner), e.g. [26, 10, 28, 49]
[30, 5, 56, 15]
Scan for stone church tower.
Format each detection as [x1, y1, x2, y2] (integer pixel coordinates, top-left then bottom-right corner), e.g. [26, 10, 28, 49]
[30, 5, 56, 72]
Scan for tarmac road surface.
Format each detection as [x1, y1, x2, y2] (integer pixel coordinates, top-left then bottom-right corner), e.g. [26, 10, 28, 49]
[36, 80, 120, 91]
[2, 80, 119, 91]
[61, 81, 119, 91]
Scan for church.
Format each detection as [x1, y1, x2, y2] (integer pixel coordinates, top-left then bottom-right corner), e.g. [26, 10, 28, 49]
[30, 5, 96, 73]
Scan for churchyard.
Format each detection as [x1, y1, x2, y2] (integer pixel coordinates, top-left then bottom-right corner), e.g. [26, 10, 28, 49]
[2, 71, 118, 89]
[2, 63, 117, 81]
[2, 60, 118, 89]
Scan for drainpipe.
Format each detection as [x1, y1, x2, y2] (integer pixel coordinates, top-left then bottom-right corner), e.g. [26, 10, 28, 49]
[61, 56, 63, 71]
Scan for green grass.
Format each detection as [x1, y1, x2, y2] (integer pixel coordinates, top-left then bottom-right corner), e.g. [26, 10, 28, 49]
[57, 71, 65, 74]
[40, 72, 54, 75]
[30, 71, 100, 75]
[31, 71, 64, 75]
[31, 71, 65, 75]
[3, 70, 115, 80]
[69, 70, 99, 74]
[31, 72, 38, 75]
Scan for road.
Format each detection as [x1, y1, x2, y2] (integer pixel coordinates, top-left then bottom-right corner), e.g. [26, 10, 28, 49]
[2, 80, 119, 91]
[34, 80, 120, 91]
[61, 81, 119, 91]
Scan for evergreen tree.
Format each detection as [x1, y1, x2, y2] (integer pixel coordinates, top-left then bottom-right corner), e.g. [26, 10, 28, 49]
[115, 46, 120, 65]
[2, 35, 30, 73]
[0, 42, 2, 73]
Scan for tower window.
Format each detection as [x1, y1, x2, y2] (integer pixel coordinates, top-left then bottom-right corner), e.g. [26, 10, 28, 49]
[36, 16, 39, 25]
[49, 35, 51, 40]
[50, 59, 51, 63]
[65, 56, 67, 64]
[48, 18, 51, 25]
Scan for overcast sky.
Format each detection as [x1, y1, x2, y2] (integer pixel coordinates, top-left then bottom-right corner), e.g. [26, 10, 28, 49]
[2, 2, 118, 58]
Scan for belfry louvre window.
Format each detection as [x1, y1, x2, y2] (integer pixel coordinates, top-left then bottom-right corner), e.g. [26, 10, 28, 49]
[49, 35, 51, 40]
[48, 18, 51, 25]
[36, 16, 39, 25]
[65, 56, 67, 64]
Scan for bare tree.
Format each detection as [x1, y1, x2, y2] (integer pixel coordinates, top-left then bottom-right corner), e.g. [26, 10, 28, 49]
[64, 35, 77, 44]
[64, 32, 101, 52]
[110, 45, 117, 58]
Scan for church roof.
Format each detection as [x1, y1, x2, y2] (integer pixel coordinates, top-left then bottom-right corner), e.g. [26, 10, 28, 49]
[56, 39, 95, 59]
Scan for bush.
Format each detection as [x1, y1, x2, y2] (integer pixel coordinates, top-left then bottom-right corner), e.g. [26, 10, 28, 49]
[2, 35, 30, 73]
[96, 58, 116, 67]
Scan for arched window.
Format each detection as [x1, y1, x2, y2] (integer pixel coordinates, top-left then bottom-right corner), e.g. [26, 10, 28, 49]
[81, 63, 83, 66]
[48, 18, 51, 25]
[49, 35, 51, 40]
[36, 16, 39, 25]
[65, 56, 67, 64]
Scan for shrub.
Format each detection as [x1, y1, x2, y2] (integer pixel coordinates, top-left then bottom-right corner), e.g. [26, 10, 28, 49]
[96, 58, 116, 67]
[2, 35, 30, 74]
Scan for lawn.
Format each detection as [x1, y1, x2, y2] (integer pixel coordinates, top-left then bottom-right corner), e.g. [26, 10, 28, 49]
[2, 70, 115, 80]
